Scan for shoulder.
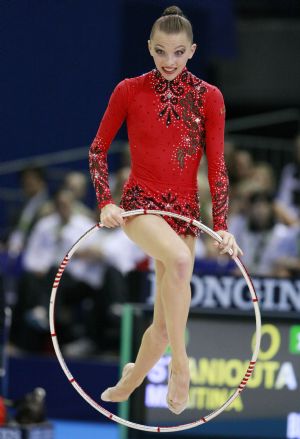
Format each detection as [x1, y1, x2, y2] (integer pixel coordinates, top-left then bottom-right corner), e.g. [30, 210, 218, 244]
[71, 213, 94, 228]
[228, 214, 247, 234]
[202, 80, 224, 105]
[276, 223, 300, 239]
[186, 71, 223, 96]
[31, 214, 59, 233]
[186, 71, 224, 110]
[108, 72, 152, 106]
[114, 71, 152, 94]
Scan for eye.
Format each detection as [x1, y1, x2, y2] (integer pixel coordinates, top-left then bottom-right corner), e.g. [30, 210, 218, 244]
[175, 50, 185, 57]
[155, 49, 164, 55]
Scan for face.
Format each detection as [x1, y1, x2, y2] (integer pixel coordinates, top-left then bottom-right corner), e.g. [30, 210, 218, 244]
[148, 30, 196, 81]
[55, 192, 74, 223]
[21, 172, 45, 197]
[249, 200, 273, 228]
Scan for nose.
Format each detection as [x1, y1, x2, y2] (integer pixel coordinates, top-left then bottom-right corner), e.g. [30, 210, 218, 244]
[165, 54, 176, 66]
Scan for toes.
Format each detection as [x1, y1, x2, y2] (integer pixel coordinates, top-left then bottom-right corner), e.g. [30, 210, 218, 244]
[101, 388, 112, 401]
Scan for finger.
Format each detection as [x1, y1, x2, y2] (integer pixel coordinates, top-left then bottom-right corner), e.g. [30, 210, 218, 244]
[102, 219, 114, 228]
[232, 242, 243, 258]
[110, 218, 121, 227]
[231, 243, 242, 258]
[232, 244, 238, 258]
[221, 235, 230, 247]
[112, 214, 125, 226]
[103, 217, 119, 228]
[220, 237, 234, 254]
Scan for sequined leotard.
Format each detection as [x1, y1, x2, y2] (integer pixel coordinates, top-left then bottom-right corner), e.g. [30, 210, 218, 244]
[89, 67, 229, 236]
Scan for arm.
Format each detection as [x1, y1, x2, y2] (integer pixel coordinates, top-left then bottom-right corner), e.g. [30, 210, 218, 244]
[205, 86, 229, 232]
[89, 80, 128, 209]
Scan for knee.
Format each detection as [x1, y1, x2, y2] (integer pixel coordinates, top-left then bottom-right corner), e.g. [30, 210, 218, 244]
[167, 249, 192, 282]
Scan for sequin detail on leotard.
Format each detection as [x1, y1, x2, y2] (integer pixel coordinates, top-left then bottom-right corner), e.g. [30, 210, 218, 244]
[89, 68, 229, 233]
[119, 177, 201, 237]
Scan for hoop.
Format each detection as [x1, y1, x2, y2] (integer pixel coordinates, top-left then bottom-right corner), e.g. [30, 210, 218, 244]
[49, 209, 261, 433]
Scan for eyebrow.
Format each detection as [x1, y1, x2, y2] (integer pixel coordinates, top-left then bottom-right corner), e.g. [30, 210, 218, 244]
[154, 44, 186, 49]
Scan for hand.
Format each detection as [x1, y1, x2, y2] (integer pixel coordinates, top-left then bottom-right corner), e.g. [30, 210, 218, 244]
[100, 204, 126, 228]
[214, 230, 243, 258]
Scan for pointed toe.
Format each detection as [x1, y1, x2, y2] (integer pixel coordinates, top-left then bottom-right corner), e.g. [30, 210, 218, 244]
[166, 361, 189, 415]
[101, 388, 112, 402]
[167, 398, 189, 415]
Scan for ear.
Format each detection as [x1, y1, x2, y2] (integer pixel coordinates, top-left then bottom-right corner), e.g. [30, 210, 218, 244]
[148, 39, 153, 56]
[188, 43, 197, 59]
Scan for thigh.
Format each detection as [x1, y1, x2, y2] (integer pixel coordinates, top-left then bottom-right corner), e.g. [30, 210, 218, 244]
[152, 234, 196, 330]
[122, 214, 191, 263]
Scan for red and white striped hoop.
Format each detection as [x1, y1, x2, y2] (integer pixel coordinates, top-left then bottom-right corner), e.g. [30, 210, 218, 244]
[49, 209, 261, 433]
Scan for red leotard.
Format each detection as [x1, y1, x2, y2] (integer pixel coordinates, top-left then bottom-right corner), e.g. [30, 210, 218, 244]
[89, 67, 229, 236]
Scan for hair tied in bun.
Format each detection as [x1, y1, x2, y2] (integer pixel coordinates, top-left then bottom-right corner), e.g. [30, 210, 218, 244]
[150, 5, 193, 42]
[162, 6, 184, 17]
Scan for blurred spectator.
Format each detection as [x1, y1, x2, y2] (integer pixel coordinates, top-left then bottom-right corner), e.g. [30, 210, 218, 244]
[227, 147, 255, 190]
[251, 162, 276, 193]
[223, 142, 256, 216]
[63, 171, 94, 218]
[40, 171, 94, 219]
[9, 189, 126, 355]
[272, 224, 300, 277]
[227, 159, 278, 220]
[276, 134, 300, 225]
[224, 140, 239, 186]
[8, 166, 49, 258]
[229, 190, 290, 276]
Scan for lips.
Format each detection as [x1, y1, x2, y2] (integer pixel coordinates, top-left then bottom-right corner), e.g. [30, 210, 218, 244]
[162, 67, 177, 75]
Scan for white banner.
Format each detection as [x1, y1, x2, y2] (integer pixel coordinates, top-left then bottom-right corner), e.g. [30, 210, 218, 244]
[145, 273, 300, 312]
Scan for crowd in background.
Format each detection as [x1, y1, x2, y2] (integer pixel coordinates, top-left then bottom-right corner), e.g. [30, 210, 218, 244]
[1, 134, 300, 357]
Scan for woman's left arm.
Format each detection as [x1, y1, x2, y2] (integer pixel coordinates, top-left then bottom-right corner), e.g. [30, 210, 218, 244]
[205, 86, 242, 258]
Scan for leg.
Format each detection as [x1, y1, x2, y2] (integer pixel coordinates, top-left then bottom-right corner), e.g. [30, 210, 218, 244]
[166, 233, 195, 413]
[123, 215, 195, 368]
[101, 259, 169, 402]
[101, 214, 195, 409]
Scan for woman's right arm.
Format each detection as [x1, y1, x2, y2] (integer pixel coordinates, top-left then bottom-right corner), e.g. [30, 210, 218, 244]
[89, 80, 128, 211]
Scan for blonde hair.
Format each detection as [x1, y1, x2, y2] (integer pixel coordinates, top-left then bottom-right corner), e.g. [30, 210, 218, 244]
[150, 6, 193, 42]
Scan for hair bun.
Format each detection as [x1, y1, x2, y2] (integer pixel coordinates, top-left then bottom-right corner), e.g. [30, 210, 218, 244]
[162, 6, 184, 17]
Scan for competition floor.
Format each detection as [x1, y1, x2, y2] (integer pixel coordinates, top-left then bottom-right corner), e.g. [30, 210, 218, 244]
[53, 419, 118, 439]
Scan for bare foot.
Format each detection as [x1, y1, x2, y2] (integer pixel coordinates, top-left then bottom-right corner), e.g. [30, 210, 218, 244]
[101, 363, 138, 402]
[167, 359, 190, 415]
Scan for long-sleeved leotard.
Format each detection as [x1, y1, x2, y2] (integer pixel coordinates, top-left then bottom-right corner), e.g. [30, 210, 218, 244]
[89, 67, 229, 236]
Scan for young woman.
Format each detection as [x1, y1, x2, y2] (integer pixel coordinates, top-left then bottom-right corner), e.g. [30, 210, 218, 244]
[89, 6, 242, 415]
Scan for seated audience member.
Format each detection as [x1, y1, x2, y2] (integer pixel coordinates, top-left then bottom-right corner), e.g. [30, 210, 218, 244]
[276, 134, 300, 224]
[41, 171, 94, 219]
[229, 190, 290, 276]
[231, 163, 276, 217]
[251, 162, 276, 194]
[8, 166, 49, 257]
[227, 148, 254, 192]
[63, 171, 94, 218]
[272, 224, 300, 277]
[224, 144, 255, 216]
[9, 189, 123, 355]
